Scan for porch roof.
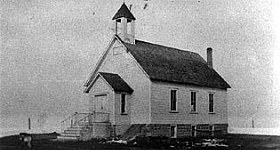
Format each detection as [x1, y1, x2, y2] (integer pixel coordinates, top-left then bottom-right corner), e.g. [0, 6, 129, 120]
[99, 72, 134, 94]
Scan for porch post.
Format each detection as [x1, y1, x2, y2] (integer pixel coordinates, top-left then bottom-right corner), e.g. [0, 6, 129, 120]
[93, 111, 96, 123]
[74, 112, 78, 126]
[89, 112, 93, 125]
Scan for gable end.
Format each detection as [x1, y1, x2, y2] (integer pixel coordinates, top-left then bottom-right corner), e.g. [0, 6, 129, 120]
[84, 35, 126, 88]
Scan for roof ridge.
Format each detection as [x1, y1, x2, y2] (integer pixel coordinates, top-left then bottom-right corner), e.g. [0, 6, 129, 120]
[99, 72, 117, 75]
[132, 39, 200, 55]
[120, 38, 230, 89]
[122, 39, 206, 64]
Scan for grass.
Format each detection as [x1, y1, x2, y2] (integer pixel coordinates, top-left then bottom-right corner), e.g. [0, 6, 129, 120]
[0, 133, 280, 150]
[226, 134, 280, 150]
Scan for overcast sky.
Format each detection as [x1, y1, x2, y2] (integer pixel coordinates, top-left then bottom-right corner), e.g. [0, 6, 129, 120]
[1, 0, 280, 133]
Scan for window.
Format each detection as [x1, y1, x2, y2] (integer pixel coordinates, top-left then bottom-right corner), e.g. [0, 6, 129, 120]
[191, 92, 196, 112]
[113, 46, 123, 55]
[170, 125, 177, 138]
[127, 20, 132, 35]
[121, 94, 126, 114]
[209, 125, 214, 136]
[209, 94, 214, 113]
[170, 90, 177, 111]
[191, 125, 196, 137]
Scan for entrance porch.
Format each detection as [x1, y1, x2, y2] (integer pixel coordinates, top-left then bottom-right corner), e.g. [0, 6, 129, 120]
[59, 112, 111, 140]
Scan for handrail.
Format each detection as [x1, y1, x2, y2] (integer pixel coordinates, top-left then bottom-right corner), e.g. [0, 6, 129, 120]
[76, 111, 110, 123]
[61, 112, 91, 124]
[61, 112, 78, 133]
[77, 113, 90, 123]
[61, 112, 77, 124]
[61, 112, 110, 133]
[92, 111, 110, 114]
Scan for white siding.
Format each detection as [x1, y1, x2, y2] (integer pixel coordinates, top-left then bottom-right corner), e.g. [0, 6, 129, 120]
[114, 93, 130, 125]
[92, 123, 111, 138]
[150, 81, 228, 125]
[96, 40, 151, 124]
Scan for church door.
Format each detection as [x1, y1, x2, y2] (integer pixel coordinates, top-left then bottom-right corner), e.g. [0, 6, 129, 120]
[95, 94, 108, 113]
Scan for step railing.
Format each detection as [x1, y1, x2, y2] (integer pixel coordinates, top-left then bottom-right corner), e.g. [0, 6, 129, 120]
[61, 112, 110, 133]
[89, 111, 110, 123]
[61, 112, 76, 133]
[61, 112, 89, 133]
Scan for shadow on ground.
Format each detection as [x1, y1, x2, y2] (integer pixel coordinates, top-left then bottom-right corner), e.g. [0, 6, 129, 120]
[0, 133, 279, 150]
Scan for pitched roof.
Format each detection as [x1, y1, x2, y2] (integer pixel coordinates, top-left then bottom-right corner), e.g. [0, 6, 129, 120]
[112, 3, 136, 20]
[122, 40, 231, 90]
[85, 35, 230, 90]
[98, 72, 133, 93]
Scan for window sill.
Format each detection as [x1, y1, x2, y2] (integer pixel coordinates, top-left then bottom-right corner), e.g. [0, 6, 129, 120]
[121, 113, 128, 115]
[208, 112, 216, 114]
[190, 112, 198, 114]
[169, 111, 178, 113]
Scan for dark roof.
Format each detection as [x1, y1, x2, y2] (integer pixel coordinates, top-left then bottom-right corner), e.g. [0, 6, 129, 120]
[112, 3, 136, 20]
[99, 72, 134, 93]
[122, 40, 231, 89]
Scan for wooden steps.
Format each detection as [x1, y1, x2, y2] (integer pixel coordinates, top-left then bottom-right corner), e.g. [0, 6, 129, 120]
[58, 126, 84, 141]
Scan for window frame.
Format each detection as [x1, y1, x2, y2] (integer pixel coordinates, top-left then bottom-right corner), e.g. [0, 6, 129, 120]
[170, 125, 177, 138]
[190, 91, 197, 112]
[209, 93, 214, 113]
[191, 125, 196, 137]
[170, 89, 178, 112]
[120, 93, 127, 114]
[113, 46, 123, 55]
[209, 125, 214, 136]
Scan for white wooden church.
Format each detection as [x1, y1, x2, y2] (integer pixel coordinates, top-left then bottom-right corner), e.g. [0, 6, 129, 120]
[60, 3, 230, 140]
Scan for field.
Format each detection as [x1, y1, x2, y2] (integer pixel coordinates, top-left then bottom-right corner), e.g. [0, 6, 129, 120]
[0, 133, 280, 150]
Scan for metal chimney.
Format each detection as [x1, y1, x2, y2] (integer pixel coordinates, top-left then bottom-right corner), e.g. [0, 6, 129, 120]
[207, 47, 213, 68]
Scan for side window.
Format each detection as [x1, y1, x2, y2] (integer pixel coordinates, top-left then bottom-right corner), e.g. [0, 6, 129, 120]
[170, 125, 177, 138]
[170, 90, 177, 111]
[209, 93, 214, 113]
[121, 94, 126, 114]
[191, 92, 196, 112]
[191, 125, 196, 137]
[209, 125, 214, 136]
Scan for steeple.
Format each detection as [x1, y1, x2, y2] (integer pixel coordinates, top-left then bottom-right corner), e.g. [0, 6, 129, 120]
[112, 3, 136, 44]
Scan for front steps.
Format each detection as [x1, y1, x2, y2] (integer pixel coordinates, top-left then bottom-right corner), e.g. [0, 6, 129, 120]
[60, 112, 111, 140]
[59, 123, 111, 141]
[58, 126, 84, 141]
[59, 124, 145, 141]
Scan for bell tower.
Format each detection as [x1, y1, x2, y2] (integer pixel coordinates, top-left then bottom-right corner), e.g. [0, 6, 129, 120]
[112, 3, 136, 44]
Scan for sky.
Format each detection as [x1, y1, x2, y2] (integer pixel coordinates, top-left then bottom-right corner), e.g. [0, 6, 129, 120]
[1, 0, 280, 134]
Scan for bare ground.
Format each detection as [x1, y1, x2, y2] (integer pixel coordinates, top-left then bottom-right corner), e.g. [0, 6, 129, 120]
[0, 133, 280, 150]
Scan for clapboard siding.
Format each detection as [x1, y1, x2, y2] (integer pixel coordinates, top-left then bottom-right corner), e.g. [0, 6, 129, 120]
[96, 40, 151, 124]
[114, 96, 131, 135]
[114, 93, 130, 125]
[150, 81, 227, 125]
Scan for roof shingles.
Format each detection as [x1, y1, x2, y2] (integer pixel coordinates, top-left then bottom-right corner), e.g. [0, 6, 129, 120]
[122, 40, 230, 89]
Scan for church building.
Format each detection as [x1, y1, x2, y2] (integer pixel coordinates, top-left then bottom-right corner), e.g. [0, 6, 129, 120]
[60, 3, 230, 140]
